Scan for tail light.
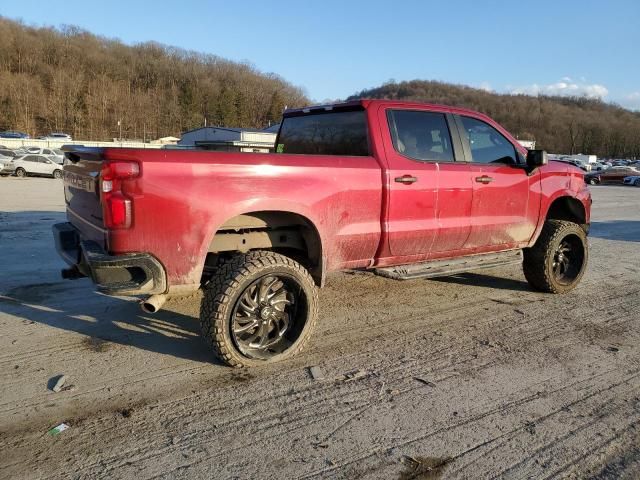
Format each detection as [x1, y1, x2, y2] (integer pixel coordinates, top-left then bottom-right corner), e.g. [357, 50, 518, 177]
[100, 161, 140, 229]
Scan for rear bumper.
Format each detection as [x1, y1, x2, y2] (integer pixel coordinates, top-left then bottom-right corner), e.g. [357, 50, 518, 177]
[52, 222, 167, 296]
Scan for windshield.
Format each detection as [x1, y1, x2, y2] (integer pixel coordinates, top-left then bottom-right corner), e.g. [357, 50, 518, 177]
[276, 108, 369, 156]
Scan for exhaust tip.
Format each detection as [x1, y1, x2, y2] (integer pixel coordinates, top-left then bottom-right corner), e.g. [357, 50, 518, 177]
[140, 302, 157, 314]
[140, 294, 166, 314]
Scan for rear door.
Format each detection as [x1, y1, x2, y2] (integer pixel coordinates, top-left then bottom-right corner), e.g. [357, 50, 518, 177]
[379, 106, 472, 261]
[602, 167, 631, 183]
[456, 115, 538, 250]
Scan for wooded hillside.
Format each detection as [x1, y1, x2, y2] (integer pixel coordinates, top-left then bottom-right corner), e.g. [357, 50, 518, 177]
[0, 17, 308, 140]
[2, 16, 638, 157]
[349, 80, 640, 158]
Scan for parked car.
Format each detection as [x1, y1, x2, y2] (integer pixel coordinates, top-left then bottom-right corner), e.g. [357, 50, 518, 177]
[0, 154, 15, 176]
[611, 160, 629, 167]
[25, 147, 65, 164]
[38, 132, 72, 141]
[591, 162, 610, 172]
[585, 166, 640, 185]
[0, 130, 30, 139]
[555, 158, 591, 172]
[53, 99, 591, 368]
[12, 154, 64, 178]
[623, 175, 640, 187]
[0, 148, 18, 158]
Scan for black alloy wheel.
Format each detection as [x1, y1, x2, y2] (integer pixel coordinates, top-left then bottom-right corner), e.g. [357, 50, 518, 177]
[523, 220, 588, 294]
[551, 235, 585, 286]
[231, 274, 302, 358]
[200, 250, 318, 367]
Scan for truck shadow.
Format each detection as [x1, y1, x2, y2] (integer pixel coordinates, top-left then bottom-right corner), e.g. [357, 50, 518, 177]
[430, 272, 531, 291]
[589, 220, 640, 243]
[0, 208, 222, 366]
[0, 281, 222, 365]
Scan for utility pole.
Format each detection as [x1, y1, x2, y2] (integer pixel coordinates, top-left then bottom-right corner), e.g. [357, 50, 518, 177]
[118, 119, 122, 141]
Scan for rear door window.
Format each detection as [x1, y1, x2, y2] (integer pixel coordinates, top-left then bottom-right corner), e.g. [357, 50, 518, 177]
[276, 108, 369, 156]
[387, 110, 454, 162]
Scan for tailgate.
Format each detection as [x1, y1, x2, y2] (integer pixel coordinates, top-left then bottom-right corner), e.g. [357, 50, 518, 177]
[62, 147, 106, 246]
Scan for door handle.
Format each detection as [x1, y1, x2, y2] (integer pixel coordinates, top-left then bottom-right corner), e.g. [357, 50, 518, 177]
[395, 175, 418, 184]
[475, 175, 494, 184]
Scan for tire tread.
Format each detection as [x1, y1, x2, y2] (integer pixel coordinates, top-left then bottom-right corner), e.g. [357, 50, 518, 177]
[200, 250, 318, 368]
[523, 220, 588, 294]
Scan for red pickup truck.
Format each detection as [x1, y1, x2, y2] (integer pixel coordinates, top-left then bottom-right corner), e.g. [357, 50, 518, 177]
[54, 100, 591, 367]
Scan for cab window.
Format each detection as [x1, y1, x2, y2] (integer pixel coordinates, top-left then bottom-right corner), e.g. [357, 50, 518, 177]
[459, 116, 517, 164]
[387, 110, 454, 162]
[276, 108, 369, 156]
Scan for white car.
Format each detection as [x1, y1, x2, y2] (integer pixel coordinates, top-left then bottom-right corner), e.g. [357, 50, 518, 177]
[0, 153, 16, 176]
[38, 132, 72, 141]
[24, 147, 65, 164]
[12, 154, 63, 179]
[623, 175, 640, 187]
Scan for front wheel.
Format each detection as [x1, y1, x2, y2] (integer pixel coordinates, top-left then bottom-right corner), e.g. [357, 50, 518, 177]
[523, 220, 588, 294]
[200, 250, 318, 367]
[15, 168, 26, 178]
[53, 169, 62, 179]
[634, 178, 640, 187]
[587, 177, 598, 185]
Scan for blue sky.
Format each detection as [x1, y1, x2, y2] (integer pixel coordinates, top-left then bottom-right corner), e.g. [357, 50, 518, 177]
[3, 0, 639, 109]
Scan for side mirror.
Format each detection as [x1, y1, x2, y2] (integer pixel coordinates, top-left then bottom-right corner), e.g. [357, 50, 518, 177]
[526, 150, 548, 169]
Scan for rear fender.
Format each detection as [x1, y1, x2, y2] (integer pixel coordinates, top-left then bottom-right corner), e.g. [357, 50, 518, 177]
[198, 202, 327, 286]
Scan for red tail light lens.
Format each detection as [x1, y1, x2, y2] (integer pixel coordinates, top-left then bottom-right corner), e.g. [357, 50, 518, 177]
[105, 194, 132, 229]
[100, 161, 139, 229]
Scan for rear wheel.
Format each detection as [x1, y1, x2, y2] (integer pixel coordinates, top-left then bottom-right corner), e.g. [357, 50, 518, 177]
[200, 250, 318, 367]
[15, 168, 26, 178]
[523, 220, 588, 294]
[634, 178, 640, 187]
[587, 177, 598, 185]
[53, 169, 62, 179]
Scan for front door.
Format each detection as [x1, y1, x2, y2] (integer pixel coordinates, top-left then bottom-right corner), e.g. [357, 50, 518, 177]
[380, 107, 472, 261]
[23, 155, 43, 174]
[456, 115, 538, 250]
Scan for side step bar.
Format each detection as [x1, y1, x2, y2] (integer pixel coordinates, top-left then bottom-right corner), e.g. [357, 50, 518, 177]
[374, 249, 523, 281]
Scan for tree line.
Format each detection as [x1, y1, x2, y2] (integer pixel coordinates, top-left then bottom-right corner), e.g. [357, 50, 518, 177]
[0, 17, 308, 141]
[349, 80, 640, 158]
[2, 17, 638, 157]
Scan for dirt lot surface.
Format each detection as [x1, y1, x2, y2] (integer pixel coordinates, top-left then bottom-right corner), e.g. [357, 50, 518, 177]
[1, 177, 639, 479]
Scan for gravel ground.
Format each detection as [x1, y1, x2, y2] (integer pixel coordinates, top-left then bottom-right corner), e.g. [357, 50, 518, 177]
[1, 176, 639, 479]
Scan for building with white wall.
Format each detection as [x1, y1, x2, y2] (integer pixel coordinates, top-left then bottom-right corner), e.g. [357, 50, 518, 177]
[178, 127, 276, 152]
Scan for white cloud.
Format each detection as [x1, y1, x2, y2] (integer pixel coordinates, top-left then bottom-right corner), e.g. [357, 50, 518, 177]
[623, 92, 640, 110]
[509, 79, 609, 99]
[478, 81, 492, 92]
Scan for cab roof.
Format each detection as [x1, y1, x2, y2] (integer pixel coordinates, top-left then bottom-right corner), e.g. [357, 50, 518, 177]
[283, 99, 486, 119]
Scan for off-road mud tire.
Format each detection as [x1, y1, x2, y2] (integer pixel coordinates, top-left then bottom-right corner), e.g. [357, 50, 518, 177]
[523, 220, 588, 294]
[200, 250, 318, 367]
